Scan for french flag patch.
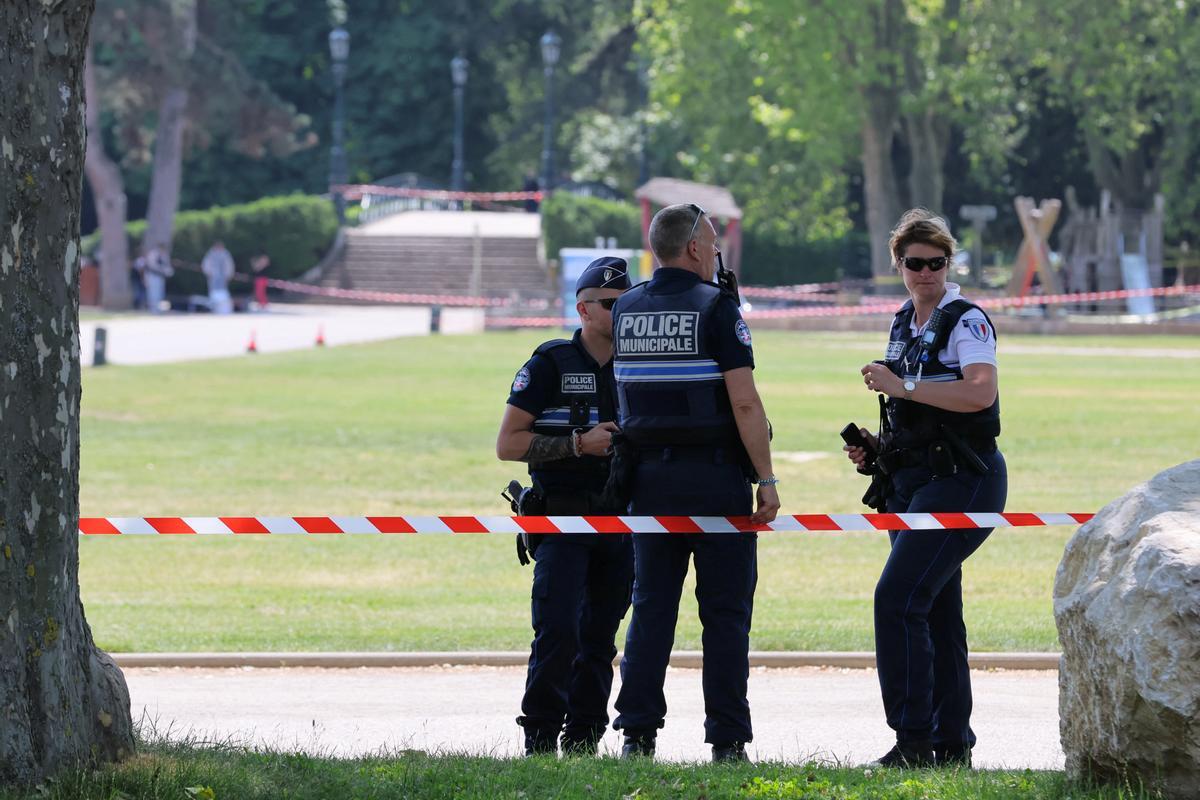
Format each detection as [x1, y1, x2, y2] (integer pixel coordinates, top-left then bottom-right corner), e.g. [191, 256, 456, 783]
[963, 319, 991, 342]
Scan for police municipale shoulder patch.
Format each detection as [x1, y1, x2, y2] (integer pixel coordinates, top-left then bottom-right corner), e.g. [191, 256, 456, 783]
[511, 366, 531, 392]
[735, 319, 753, 346]
[963, 319, 991, 342]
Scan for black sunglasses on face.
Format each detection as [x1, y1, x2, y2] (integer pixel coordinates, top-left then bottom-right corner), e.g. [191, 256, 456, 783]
[687, 203, 707, 241]
[898, 255, 950, 272]
[583, 297, 619, 310]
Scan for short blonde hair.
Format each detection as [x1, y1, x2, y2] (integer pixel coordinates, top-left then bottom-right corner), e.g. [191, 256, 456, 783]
[888, 208, 957, 264]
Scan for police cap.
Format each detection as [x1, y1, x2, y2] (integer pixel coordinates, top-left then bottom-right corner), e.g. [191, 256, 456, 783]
[575, 256, 631, 295]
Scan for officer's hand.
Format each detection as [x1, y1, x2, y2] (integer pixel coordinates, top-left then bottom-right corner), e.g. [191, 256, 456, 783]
[861, 363, 901, 396]
[579, 422, 620, 457]
[751, 483, 780, 525]
[843, 428, 878, 467]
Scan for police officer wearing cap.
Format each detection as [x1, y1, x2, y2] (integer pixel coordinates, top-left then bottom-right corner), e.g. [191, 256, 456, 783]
[496, 256, 635, 757]
[845, 209, 1007, 769]
[609, 204, 780, 763]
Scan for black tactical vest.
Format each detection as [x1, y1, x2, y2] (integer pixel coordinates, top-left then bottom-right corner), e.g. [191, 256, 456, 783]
[612, 279, 739, 448]
[881, 298, 1001, 451]
[527, 337, 613, 491]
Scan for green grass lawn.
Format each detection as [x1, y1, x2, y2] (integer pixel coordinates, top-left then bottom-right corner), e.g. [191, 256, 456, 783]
[78, 330, 1199, 652]
[0, 740, 1162, 800]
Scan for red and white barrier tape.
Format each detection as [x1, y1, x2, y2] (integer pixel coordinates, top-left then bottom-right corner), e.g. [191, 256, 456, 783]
[78, 512, 1093, 535]
[335, 184, 543, 203]
[746, 284, 1200, 320]
[739, 281, 845, 299]
[264, 278, 507, 308]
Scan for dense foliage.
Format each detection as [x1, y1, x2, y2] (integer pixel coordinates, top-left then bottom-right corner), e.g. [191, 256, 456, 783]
[85, 1, 1200, 280]
[82, 195, 338, 295]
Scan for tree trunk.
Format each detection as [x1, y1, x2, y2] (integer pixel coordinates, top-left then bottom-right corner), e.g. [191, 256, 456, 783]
[0, 0, 135, 787]
[861, 91, 903, 278]
[1083, 127, 1158, 210]
[903, 107, 948, 214]
[83, 45, 131, 311]
[142, 0, 197, 255]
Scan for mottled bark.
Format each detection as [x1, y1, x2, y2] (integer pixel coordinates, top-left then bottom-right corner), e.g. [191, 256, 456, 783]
[142, 0, 197, 255]
[83, 45, 131, 310]
[1, 0, 135, 786]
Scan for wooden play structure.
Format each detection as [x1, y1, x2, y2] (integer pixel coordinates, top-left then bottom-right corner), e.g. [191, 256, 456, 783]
[1007, 190, 1165, 314]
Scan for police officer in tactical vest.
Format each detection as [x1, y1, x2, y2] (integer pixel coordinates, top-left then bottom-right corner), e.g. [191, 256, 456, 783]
[609, 204, 780, 763]
[496, 257, 635, 757]
[845, 209, 1007, 769]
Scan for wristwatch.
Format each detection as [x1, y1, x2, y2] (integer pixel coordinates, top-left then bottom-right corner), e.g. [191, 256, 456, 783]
[903, 380, 916, 401]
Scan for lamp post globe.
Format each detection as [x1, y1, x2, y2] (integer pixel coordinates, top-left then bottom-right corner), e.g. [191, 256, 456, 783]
[451, 55, 469, 193]
[328, 26, 350, 225]
[539, 30, 561, 193]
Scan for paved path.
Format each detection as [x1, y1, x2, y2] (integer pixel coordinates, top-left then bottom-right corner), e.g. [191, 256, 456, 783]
[125, 665, 1062, 769]
[79, 304, 483, 366]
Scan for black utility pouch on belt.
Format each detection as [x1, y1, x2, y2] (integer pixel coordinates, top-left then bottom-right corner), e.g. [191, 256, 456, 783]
[927, 441, 958, 478]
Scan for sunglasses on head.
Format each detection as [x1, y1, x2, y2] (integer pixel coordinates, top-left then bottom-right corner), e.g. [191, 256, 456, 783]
[583, 297, 619, 310]
[898, 255, 950, 272]
[687, 203, 707, 241]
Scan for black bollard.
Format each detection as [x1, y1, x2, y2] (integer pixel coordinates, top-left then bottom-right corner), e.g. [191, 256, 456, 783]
[93, 326, 107, 367]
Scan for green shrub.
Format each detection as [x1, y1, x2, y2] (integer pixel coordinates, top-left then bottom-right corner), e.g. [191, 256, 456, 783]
[741, 226, 872, 285]
[82, 194, 339, 296]
[541, 192, 642, 261]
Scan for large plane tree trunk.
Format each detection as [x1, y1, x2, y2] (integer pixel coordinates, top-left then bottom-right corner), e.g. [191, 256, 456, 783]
[142, 0, 197, 255]
[0, 0, 135, 786]
[83, 45, 131, 310]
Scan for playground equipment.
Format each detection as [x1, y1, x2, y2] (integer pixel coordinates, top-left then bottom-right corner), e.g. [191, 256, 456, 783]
[1058, 189, 1164, 314]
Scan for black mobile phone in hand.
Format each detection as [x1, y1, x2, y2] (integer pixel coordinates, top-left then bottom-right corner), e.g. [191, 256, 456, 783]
[840, 423, 877, 475]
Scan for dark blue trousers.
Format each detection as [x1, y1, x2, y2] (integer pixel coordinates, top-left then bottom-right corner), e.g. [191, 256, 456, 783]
[520, 533, 633, 740]
[876, 449, 1007, 749]
[613, 458, 756, 746]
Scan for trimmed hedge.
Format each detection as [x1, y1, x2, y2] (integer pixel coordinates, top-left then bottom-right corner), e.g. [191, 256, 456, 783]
[541, 192, 642, 261]
[741, 228, 872, 285]
[82, 194, 339, 296]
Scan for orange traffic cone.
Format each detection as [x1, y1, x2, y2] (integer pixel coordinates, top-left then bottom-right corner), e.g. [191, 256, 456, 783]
[315, 325, 326, 347]
[246, 329, 258, 354]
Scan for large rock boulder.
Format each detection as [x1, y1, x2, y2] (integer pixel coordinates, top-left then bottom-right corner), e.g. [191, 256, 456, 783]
[1054, 460, 1200, 798]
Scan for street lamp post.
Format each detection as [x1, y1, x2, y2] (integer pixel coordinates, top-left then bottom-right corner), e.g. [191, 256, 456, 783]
[539, 30, 561, 194]
[450, 54, 469, 193]
[328, 26, 350, 225]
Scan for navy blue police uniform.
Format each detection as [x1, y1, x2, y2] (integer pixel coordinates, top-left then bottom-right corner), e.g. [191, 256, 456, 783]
[506, 257, 634, 755]
[872, 283, 1007, 765]
[609, 266, 758, 751]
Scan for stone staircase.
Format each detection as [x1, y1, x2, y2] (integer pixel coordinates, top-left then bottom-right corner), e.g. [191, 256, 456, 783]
[319, 225, 553, 303]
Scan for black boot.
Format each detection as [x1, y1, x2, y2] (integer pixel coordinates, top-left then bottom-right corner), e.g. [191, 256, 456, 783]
[934, 745, 972, 768]
[871, 740, 935, 768]
[712, 742, 749, 763]
[620, 733, 656, 758]
[521, 727, 559, 757]
[560, 728, 603, 757]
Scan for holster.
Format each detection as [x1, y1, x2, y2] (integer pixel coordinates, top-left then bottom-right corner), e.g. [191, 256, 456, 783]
[861, 471, 892, 513]
[596, 433, 639, 514]
[502, 480, 546, 566]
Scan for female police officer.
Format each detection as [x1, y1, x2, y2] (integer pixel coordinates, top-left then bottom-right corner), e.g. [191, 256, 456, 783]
[845, 208, 1007, 769]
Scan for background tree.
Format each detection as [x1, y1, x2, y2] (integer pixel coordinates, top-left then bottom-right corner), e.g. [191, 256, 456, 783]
[1, 0, 135, 785]
[85, 0, 313, 293]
